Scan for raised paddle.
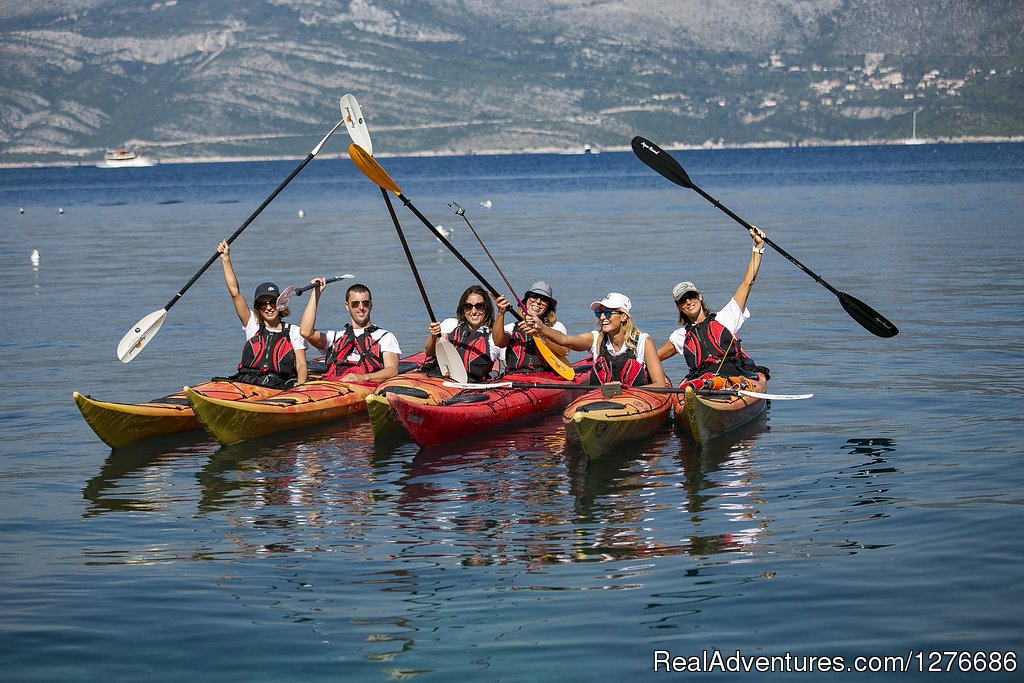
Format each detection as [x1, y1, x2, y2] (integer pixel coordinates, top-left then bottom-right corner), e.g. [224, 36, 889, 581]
[443, 380, 812, 400]
[447, 201, 575, 380]
[276, 274, 355, 311]
[631, 136, 898, 338]
[339, 95, 466, 383]
[348, 144, 574, 375]
[116, 120, 346, 363]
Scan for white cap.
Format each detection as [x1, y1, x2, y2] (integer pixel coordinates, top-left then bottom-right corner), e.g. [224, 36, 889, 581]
[590, 292, 632, 314]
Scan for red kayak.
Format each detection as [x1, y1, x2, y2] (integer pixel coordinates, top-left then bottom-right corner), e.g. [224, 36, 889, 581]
[391, 363, 593, 448]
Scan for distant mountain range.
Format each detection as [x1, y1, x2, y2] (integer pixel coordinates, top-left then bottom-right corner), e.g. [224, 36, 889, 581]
[2, 0, 1022, 165]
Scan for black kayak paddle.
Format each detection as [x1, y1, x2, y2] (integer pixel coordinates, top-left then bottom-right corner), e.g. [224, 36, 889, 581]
[631, 136, 898, 338]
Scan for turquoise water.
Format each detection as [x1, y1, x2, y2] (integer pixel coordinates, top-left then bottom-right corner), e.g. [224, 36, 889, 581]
[1, 143, 1022, 680]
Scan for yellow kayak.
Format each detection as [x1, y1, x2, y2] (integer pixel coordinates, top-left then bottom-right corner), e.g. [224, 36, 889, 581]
[562, 386, 673, 459]
[185, 380, 374, 446]
[73, 381, 281, 448]
[675, 373, 769, 445]
[365, 372, 461, 438]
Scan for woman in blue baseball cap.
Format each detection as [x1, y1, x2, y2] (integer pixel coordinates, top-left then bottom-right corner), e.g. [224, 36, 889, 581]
[216, 240, 307, 388]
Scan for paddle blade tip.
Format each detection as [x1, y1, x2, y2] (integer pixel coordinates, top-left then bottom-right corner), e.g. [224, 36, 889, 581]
[838, 293, 899, 338]
[630, 136, 693, 188]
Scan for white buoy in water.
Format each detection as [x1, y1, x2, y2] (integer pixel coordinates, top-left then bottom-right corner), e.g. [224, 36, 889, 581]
[480, 200, 492, 209]
[58, 208, 64, 214]
[19, 208, 24, 214]
[436, 225, 452, 240]
[31, 249, 40, 267]
[298, 209, 305, 218]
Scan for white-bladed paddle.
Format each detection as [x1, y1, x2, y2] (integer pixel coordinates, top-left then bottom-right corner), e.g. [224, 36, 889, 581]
[117, 120, 345, 363]
[276, 274, 355, 311]
[338, 94, 467, 383]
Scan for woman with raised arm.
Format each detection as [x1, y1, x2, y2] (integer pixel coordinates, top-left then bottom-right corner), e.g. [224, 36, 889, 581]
[217, 240, 307, 388]
[658, 227, 770, 387]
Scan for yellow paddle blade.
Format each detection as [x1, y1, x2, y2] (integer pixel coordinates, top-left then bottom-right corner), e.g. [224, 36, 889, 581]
[531, 334, 575, 380]
[348, 143, 401, 194]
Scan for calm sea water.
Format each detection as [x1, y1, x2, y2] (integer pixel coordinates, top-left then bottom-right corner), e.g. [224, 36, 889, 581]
[1, 143, 1022, 681]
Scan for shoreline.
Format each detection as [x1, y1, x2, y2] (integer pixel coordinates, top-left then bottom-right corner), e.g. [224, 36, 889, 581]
[2, 135, 1022, 169]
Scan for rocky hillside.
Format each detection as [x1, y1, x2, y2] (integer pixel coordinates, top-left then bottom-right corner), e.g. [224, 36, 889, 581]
[1, 0, 1021, 164]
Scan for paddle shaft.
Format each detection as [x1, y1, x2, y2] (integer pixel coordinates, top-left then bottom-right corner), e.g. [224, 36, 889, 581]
[294, 275, 350, 297]
[689, 184, 840, 297]
[162, 120, 343, 312]
[451, 205, 525, 311]
[463, 381, 801, 399]
[395, 193, 526, 324]
[383, 188, 437, 321]
[446, 203, 576, 379]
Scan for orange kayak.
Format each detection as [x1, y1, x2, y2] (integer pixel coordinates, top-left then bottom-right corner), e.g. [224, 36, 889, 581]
[185, 380, 375, 446]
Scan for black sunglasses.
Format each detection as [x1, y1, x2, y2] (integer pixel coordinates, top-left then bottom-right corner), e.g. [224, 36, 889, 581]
[256, 299, 278, 309]
[462, 302, 488, 312]
[675, 291, 700, 304]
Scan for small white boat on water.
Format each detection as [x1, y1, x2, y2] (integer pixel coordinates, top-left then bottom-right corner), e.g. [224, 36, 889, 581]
[97, 148, 157, 168]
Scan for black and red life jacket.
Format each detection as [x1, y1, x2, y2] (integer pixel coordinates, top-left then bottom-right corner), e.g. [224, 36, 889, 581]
[681, 314, 753, 380]
[235, 322, 297, 387]
[324, 324, 385, 381]
[448, 322, 493, 381]
[505, 322, 546, 372]
[594, 334, 650, 388]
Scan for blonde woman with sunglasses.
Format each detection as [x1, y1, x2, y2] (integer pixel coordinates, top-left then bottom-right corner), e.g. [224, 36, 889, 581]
[523, 292, 667, 389]
[216, 240, 307, 388]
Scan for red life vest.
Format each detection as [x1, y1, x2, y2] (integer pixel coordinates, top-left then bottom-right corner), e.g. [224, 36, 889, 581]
[682, 315, 753, 380]
[324, 324, 386, 381]
[594, 334, 650, 388]
[448, 323, 493, 381]
[505, 322, 546, 372]
[237, 323, 297, 386]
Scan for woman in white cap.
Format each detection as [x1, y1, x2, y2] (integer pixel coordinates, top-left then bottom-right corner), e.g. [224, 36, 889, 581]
[216, 240, 307, 387]
[492, 281, 570, 373]
[657, 227, 768, 386]
[523, 292, 667, 388]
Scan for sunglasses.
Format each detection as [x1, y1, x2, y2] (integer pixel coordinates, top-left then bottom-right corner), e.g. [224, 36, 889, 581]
[256, 299, 278, 309]
[594, 309, 622, 319]
[348, 299, 372, 309]
[525, 294, 551, 306]
[675, 291, 700, 304]
[462, 301, 488, 312]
